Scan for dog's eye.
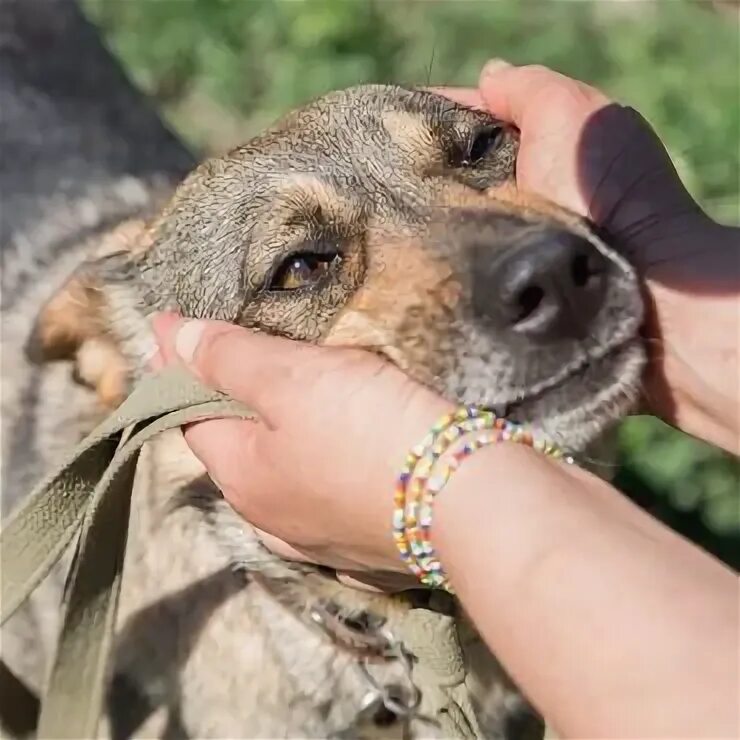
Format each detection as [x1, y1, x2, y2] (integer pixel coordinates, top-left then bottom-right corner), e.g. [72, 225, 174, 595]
[270, 252, 341, 291]
[462, 125, 504, 166]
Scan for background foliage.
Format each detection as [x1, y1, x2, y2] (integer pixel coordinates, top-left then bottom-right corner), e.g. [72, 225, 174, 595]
[84, 0, 739, 565]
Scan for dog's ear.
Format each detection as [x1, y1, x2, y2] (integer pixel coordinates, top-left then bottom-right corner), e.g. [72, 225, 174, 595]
[25, 219, 149, 409]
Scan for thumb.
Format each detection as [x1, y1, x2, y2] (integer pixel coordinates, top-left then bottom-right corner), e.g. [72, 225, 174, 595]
[152, 314, 314, 423]
[477, 59, 520, 124]
[479, 61, 611, 130]
[478, 60, 560, 126]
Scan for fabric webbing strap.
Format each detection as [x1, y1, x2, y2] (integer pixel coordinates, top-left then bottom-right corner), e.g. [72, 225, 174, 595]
[0, 366, 484, 738]
[0, 367, 253, 737]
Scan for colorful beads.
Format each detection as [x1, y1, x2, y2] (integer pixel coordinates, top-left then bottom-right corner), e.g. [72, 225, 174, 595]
[393, 406, 573, 592]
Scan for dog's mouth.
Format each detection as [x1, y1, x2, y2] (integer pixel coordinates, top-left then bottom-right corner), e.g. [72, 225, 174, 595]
[483, 338, 645, 452]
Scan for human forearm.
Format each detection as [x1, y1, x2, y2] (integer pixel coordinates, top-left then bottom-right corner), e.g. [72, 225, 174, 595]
[434, 443, 738, 737]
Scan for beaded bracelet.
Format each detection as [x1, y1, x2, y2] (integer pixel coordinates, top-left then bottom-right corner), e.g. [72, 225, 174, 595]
[393, 406, 573, 591]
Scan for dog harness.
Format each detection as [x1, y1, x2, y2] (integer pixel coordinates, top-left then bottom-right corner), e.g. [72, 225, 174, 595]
[0, 367, 484, 739]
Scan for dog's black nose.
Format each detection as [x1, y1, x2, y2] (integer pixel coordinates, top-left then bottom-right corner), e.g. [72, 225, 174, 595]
[472, 229, 610, 341]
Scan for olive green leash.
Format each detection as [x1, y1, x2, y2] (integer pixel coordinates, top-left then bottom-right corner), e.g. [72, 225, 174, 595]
[0, 367, 484, 739]
[0, 367, 253, 738]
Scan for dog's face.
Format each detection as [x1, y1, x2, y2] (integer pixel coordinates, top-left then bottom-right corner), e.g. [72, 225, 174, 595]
[34, 85, 645, 452]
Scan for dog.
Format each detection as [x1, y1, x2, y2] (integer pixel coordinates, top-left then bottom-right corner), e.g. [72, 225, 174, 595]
[1, 1, 645, 737]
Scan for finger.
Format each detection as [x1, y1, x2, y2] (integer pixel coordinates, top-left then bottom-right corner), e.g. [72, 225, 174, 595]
[335, 573, 385, 593]
[152, 314, 316, 422]
[425, 86, 486, 110]
[478, 61, 555, 125]
[254, 529, 317, 563]
[181, 416, 262, 502]
[479, 60, 609, 127]
[149, 310, 180, 370]
[181, 416, 311, 535]
[151, 311, 181, 365]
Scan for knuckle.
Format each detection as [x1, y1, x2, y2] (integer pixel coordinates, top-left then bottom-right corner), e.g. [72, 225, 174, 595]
[521, 63, 552, 77]
[521, 65, 585, 99]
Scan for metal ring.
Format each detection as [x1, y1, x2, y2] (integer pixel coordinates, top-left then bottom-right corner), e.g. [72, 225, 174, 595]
[307, 603, 394, 659]
[308, 602, 422, 720]
[356, 660, 421, 718]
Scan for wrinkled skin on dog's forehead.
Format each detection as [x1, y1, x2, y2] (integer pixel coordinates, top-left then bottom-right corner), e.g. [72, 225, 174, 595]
[134, 83, 643, 451]
[142, 84, 517, 323]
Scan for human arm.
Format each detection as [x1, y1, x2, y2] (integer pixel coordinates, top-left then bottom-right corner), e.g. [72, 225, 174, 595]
[154, 317, 738, 738]
[434, 442, 738, 738]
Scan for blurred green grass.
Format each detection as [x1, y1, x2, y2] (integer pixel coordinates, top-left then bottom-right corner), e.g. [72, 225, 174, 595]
[84, 0, 739, 566]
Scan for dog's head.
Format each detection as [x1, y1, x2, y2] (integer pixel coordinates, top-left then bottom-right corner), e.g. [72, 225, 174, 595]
[30, 84, 644, 452]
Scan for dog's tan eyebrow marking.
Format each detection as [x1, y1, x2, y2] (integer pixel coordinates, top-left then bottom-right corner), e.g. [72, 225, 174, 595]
[266, 175, 364, 233]
[382, 111, 436, 156]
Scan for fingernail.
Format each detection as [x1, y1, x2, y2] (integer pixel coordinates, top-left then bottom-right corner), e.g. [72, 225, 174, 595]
[481, 58, 512, 78]
[174, 320, 206, 364]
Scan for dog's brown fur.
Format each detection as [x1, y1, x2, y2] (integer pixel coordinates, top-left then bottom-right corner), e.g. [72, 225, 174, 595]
[1, 6, 645, 737]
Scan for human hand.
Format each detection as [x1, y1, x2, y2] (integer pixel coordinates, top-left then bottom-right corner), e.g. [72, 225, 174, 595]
[153, 313, 452, 587]
[437, 62, 738, 451]
[436, 60, 708, 263]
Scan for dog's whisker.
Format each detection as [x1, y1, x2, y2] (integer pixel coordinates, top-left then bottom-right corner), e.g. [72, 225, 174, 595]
[425, 45, 437, 88]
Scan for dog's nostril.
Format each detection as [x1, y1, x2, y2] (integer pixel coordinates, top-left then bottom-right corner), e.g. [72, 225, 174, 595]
[571, 253, 590, 288]
[471, 228, 612, 342]
[515, 284, 545, 323]
[571, 251, 604, 289]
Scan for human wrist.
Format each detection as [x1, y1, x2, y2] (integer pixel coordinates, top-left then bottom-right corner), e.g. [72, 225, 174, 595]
[390, 407, 574, 589]
[368, 390, 455, 573]
[430, 442, 513, 586]
[430, 442, 578, 595]
[640, 218, 739, 451]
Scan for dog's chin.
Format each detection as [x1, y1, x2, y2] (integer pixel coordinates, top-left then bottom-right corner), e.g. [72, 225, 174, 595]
[484, 339, 646, 455]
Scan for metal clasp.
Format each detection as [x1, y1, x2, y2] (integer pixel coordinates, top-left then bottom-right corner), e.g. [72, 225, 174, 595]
[356, 634, 421, 718]
[308, 602, 421, 720]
